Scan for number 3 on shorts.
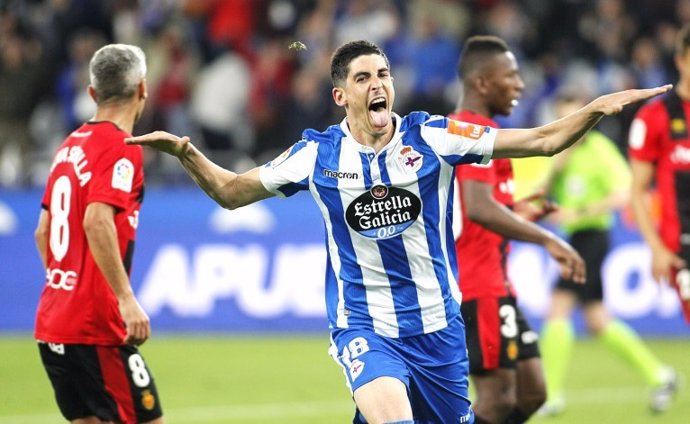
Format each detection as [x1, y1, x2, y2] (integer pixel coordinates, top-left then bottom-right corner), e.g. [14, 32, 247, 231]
[499, 304, 518, 338]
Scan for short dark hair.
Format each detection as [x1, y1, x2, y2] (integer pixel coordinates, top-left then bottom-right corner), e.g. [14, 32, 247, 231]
[458, 35, 510, 80]
[330, 40, 390, 86]
[676, 23, 690, 56]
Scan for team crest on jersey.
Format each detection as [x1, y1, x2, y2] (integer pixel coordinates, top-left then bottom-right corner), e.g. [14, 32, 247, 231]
[349, 359, 365, 381]
[112, 158, 134, 192]
[506, 340, 518, 360]
[397, 146, 423, 173]
[671, 118, 687, 137]
[345, 184, 421, 239]
[447, 119, 487, 140]
[141, 390, 156, 410]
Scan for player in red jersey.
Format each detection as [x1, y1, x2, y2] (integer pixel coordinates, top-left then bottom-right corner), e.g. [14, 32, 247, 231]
[629, 23, 690, 325]
[34, 44, 163, 424]
[627, 23, 690, 413]
[451, 35, 585, 424]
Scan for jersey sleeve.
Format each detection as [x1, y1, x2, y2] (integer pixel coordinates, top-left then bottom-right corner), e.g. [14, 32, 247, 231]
[420, 116, 495, 165]
[88, 135, 142, 210]
[455, 160, 497, 184]
[628, 104, 664, 162]
[259, 139, 317, 197]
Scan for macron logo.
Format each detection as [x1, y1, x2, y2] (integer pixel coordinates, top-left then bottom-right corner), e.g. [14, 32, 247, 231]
[324, 169, 359, 180]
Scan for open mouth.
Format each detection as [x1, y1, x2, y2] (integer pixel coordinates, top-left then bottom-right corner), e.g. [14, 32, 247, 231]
[368, 97, 389, 128]
[369, 97, 387, 112]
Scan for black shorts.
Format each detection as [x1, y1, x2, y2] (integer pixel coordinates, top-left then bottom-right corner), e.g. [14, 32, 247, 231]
[461, 295, 540, 375]
[556, 229, 609, 303]
[38, 342, 163, 424]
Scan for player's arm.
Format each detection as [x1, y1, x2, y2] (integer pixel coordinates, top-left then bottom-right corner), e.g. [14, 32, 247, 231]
[492, 85, 672, 158]
[629, 158, 686, 283]
[34, 209, 50, 268]
[463, 179, 585, 283]
[125, 131, 274, 209]
[83, 201, 150, 345]
[512, 189, 557, 222]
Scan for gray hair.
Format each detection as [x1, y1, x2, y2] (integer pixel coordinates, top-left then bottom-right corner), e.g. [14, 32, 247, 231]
[89, 44, 147, 104]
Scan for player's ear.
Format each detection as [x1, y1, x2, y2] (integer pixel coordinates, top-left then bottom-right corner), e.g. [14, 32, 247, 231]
[475, 75, 489, 95]
[332, 86, 346, 107]
[138, 79, 148, 100]
[87, 85, 98, 103]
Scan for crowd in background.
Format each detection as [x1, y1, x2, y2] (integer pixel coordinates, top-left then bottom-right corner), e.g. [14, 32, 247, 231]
[0, 0, 686, 186]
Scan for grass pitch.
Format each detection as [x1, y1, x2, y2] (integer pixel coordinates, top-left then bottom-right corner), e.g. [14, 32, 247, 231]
[0, 335, 688, 424]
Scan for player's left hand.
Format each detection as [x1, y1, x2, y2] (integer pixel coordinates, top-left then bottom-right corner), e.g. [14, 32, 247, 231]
[126, 131, 191, 158]
[591, 84, 673, 116]
[544, 236, 586, 284]
[513, 190, 557, 222]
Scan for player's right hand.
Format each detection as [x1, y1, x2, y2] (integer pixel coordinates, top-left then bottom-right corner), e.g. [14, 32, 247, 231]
[651, 246, 687, 284]
[119, 296, 151, 346]
[125, 131, 191, 158]
[514, 189, 558, 222]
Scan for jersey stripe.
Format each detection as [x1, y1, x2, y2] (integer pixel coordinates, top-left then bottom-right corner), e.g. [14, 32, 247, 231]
[260, 112, 494, 337]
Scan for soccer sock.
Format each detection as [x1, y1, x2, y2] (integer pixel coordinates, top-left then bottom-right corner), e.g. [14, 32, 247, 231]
[598, 319, 666, 386]
[540, 319, 575, 402]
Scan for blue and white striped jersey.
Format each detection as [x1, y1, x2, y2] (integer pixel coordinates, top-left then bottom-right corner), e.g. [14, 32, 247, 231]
[260, 111, 495, 338]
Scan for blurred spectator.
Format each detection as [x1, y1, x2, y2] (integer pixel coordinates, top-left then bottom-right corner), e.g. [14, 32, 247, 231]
[181, 0, 258, 61]
[247, 37, 297, 160]
[189, 48, 253, 169]
[142, 20, 200, 138]
[277, 66, 334, 156]
[55, 29, 106, 132]
[1, 0, 688, 187]
[0, 29, 48, 186]
[402, 0, 461, 114]
[333, 0, 398, 47]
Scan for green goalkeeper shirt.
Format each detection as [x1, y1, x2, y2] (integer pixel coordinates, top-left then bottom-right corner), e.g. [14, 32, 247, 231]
[550, 130, 631, 235]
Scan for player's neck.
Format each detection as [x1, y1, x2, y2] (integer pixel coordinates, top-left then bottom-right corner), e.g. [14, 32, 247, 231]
[460, 96, 491, 119]
[91, 102, 138, 133]
[676, 80, 690, 101]
[347, 118, 395, 152]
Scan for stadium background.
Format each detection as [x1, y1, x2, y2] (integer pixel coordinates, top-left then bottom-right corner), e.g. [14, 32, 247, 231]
[1, 0, 689, 423]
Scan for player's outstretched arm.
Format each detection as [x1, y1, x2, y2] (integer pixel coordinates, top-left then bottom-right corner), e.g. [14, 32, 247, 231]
[492, 85, 673, 158]
[126, 131, 274, 209]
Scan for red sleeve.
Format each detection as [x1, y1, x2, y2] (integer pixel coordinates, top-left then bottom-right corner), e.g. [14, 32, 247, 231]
[628, 101, 666, 163]
[456, 159, 497, 185]
[87, 133, 142, 211]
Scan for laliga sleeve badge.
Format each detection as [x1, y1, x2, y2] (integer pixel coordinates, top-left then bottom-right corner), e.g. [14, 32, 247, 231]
[112, 158, 134, 192]
[398, 146, 423, 173]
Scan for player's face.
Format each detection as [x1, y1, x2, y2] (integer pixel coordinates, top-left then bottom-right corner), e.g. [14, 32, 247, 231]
[676, 48, 690, 84]
[484, 51, 524, 117]
[334, 54, 395, 137]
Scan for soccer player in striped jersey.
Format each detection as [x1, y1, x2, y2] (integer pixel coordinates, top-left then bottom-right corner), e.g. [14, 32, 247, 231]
[127, 40, 670, 424]
[35, 44, 164, 424]
[450, 35, 584, 424]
